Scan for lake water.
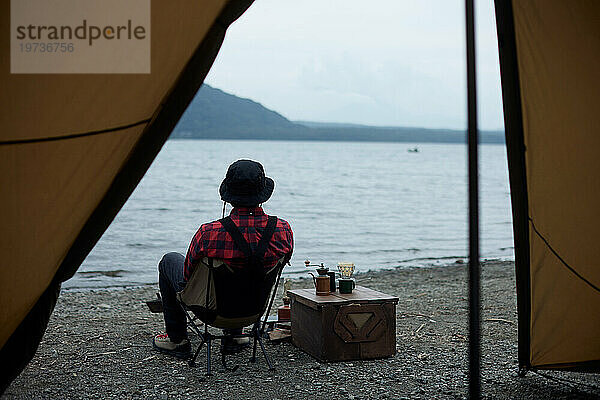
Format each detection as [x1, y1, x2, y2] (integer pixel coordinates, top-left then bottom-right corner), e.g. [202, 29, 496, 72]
[64, 139, 514, 289]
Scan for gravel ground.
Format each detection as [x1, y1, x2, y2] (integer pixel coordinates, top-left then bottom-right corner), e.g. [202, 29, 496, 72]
[4, 261, 599, 399]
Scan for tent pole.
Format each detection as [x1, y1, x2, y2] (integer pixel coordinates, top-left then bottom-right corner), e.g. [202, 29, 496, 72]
[493, 0, 531, 374]
[466, 0, 481, 398]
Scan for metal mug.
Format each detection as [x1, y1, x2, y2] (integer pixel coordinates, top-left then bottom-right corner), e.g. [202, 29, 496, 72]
[338, 278, 355, 294]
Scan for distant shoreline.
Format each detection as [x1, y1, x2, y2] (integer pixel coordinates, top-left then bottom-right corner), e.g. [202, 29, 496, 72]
[168, 136, 506, 145]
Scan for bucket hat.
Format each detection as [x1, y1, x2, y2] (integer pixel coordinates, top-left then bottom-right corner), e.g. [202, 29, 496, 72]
[219, 160, 274, 206]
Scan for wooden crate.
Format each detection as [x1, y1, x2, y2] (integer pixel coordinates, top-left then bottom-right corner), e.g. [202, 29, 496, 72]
[288, 286, 398, 362]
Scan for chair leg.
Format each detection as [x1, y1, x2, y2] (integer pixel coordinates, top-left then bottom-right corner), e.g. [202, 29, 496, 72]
[206, 332, 212, 376]
[188, 335, 204, 368]
[189, 323, 214, 376]
[256, 334, 275, 371]
[187, 317, 274, 374]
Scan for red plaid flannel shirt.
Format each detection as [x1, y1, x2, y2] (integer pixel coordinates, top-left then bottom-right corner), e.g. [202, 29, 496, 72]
[184, 207, 294, 280]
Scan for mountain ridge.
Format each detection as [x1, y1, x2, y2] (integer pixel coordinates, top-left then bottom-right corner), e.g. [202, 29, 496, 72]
[172, 85, 504, 144]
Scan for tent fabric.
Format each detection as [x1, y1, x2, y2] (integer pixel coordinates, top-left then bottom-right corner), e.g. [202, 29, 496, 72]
[497, 0, 600, 370]
[0, 126, 142, 345]
[0, 0, 254, 385]
[0, 279, 61, 394]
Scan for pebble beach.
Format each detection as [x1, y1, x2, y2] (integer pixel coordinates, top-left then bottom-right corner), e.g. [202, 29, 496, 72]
[4, 261, 599, 399]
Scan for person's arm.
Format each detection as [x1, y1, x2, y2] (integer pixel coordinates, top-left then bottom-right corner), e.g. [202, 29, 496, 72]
[183, 224, 207, 281]
[282, 219, 294, 265]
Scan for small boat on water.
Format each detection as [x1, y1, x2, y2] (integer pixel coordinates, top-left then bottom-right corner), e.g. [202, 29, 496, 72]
[408, 147, 419, 153]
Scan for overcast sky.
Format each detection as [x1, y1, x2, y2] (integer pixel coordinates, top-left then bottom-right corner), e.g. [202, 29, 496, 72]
[205, 0, 504, 131]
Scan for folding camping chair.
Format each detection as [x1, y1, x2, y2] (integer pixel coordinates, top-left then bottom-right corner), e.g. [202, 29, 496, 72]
[177, 255, 285, 375]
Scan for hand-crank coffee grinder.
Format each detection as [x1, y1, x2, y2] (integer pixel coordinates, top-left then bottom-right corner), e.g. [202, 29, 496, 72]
[305, 260, 333, 296]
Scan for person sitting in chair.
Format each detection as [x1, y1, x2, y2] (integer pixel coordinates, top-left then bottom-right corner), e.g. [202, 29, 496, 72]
[152, 159, 294, 359]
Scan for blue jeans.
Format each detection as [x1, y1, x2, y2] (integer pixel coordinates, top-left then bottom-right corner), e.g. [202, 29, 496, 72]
[158, 252, 187, 343]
